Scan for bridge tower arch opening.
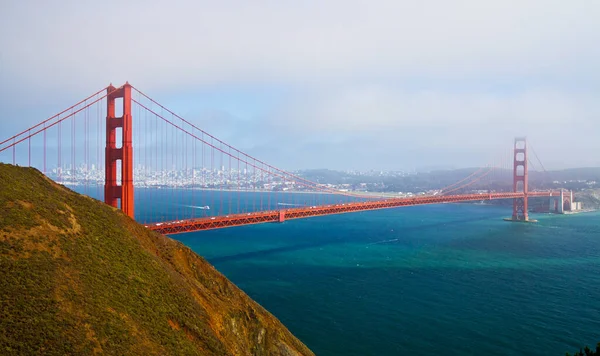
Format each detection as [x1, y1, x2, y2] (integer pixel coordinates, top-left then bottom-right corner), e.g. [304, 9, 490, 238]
[561, 189, 573, 213]
[512, 137, 529, 221]
[104, 83, 134, 218]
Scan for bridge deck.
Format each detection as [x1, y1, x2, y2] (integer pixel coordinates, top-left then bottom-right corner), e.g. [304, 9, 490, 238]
[146, 191, 562, 235]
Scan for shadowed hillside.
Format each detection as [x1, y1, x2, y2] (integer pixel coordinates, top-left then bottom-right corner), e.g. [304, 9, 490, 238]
[0, 163, 313, 355]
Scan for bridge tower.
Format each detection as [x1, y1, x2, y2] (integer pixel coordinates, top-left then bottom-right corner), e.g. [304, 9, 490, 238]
[511, 137, 528, 221]
[104, 83, 134, 218]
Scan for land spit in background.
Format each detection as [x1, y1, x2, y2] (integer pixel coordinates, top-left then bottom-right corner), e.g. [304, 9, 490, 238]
[0, 163, 313, 356]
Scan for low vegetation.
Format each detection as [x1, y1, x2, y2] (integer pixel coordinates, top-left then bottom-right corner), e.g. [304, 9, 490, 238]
[0, 163, 313, 355]
[567, 343, 600, 356]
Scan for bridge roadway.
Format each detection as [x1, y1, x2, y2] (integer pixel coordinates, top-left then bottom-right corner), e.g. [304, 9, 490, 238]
[146, 191, 564, 235]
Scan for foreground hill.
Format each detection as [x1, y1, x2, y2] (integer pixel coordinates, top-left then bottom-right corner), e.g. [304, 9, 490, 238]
[0, 164, 313, 355]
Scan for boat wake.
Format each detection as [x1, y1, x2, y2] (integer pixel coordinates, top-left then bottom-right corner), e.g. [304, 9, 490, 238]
[185, 205, 210, 210]
[369, 238, 400, 245]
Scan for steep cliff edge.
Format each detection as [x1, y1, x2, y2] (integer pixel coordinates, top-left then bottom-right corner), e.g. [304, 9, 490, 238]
[575, 189, 600, 210]
[0, 163, 313, 356]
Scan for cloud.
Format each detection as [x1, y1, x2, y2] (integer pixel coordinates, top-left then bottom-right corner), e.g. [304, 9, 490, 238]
[229, 85, 599, 170]
[1, 0, 599, 91]
[0, 0, 599, 170]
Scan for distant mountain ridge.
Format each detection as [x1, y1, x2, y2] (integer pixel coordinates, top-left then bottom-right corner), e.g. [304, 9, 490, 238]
[297, 167, 600, 193]
[0, 163, 313, 355]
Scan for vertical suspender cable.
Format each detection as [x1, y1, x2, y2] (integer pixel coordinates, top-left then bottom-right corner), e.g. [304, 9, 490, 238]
[28, 129, 31, 166]
[43, 122, 47, 174]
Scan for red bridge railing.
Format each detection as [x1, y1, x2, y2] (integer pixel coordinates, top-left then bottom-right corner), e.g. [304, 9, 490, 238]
[147, 191, 562, 234]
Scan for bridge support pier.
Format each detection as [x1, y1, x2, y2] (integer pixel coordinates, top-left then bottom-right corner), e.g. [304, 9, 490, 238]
[104, 83, 134, 219]
[552, 192, 565, 214]
[547, 190, 573, 214]
[278, 210, 286, 223]
[558, 190, 572, 213]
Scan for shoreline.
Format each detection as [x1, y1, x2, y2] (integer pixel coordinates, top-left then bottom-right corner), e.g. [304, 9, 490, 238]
[562, 209, 597, 215]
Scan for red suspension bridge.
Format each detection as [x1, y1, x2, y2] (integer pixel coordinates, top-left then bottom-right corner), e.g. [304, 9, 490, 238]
[0, 83, 572, 235]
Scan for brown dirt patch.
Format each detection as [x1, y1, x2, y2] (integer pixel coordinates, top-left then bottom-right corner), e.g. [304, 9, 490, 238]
[168, 319, 181, 330]
[17, 200, 33, 209]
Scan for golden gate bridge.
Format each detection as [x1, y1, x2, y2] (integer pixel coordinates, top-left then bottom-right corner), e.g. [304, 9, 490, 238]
[0, 83, 572, 234]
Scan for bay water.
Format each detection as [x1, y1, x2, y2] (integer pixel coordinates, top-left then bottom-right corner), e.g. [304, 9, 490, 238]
[79, 187, 600, 355]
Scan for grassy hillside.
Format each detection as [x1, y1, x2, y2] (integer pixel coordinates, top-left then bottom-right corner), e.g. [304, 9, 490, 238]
[0, 163, 313, 356]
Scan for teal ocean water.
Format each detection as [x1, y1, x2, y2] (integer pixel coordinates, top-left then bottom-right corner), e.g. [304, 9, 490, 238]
[77, 188, 600, 355]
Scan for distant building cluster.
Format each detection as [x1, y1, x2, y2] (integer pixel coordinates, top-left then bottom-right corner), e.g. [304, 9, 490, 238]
[553, 180, 597, 186]
[44, 164, 432, 195]
[47, 164, 304, 191]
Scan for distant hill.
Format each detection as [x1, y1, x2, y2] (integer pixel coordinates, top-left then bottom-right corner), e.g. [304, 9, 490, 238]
[575, 189, 600, 209]
[0, 164, 313, 356]
[298, 167, 600, 193]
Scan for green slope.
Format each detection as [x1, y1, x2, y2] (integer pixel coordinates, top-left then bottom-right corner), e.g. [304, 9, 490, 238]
[0, 163, 313, 356]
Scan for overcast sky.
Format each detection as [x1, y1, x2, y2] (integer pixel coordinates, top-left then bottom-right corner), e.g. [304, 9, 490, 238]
[1, 0, 599, 171]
